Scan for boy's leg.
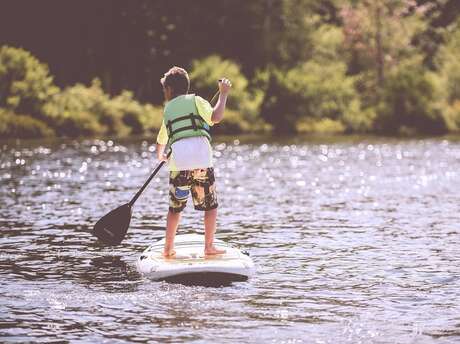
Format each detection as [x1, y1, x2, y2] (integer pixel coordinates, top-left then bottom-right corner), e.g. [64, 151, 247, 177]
[165, 170, 191, 257]
[164, 210, 180, 257]
[204, 208, 225, 255]
[190, 168, 225, 255]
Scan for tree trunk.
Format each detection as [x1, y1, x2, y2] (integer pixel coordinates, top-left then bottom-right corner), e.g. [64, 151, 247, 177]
[375, 3, 384, 88]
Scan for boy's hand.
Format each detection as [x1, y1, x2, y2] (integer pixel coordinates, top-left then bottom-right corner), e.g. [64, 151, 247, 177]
[218, 78, 232, 96]
[156, 143, 168, 162]
[158, 154, 169, 162]
[211, 79, 231, 123]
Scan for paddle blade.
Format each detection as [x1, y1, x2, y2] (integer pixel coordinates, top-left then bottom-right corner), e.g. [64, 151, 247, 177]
[93, 203, 132, 245]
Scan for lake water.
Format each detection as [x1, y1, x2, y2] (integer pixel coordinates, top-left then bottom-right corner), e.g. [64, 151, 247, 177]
[1, 135, 459, 343]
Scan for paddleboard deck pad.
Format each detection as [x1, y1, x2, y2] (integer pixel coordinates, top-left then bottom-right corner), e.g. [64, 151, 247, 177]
[136, 234, 255, 286]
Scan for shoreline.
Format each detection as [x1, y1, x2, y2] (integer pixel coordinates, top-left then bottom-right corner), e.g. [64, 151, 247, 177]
[2, 132, 460, 148]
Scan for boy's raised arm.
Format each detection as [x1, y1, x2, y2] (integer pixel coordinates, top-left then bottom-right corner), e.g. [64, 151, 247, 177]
[211, 78, 232, 124]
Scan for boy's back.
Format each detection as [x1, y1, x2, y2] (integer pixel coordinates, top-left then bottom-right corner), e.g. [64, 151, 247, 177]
[157, 93, 215, 172]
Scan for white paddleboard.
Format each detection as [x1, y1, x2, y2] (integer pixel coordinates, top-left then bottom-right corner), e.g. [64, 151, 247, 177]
[136, 234, 255, 285]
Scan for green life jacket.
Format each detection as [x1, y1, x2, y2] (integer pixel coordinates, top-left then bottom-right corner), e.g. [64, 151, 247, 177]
[163, 94, 211, 146]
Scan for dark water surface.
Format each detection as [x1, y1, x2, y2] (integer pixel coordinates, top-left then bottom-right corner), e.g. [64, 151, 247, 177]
[1, 135, 459, 343]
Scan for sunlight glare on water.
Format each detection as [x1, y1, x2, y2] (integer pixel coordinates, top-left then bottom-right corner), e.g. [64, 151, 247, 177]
[0, 136, 459, 343]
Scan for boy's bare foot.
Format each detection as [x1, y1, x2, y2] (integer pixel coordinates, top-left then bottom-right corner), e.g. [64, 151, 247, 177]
[205, 246, 226, 256]
[163, 249, 176, 258]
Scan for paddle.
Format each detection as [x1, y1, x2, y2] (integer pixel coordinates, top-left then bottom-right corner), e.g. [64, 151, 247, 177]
[92, 155, 169, 245]
[93, 88, 221, 245]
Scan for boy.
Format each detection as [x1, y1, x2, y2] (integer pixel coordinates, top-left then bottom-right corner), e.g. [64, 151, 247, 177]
[156, 66, 232, 257]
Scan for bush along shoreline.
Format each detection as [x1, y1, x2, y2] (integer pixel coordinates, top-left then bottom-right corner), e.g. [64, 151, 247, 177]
[0, 46, 164, 139]
[1, 44, 460, 140]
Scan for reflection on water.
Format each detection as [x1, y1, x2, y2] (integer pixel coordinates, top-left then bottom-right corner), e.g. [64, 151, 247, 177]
[1, 136, 460, 343]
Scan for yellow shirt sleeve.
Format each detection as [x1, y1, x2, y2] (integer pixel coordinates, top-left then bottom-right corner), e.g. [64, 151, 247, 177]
[195, 95, 214, 126]
[156, 120, 169, 145]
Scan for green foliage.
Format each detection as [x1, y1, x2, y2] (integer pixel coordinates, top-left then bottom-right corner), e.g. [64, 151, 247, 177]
[436, 20, 460, 103]
[43, 79, 163, 137]
[113, 91, 164, 134]
[442, 101, 460, 132]
[43, 79, 109, 137]
[375, 60, 447, 135]
[433, 20, 460, 131]
[190, 56, 252, 112]
[341, 101, 376, 133]
[190, 55, 264, 132]
[310, 24, 345, 62]
[0, 46, 59, 117]
[0, 46, 163, 139]
[296, 118, 345, 134]
[210, 109, 250, 135]
[340, 1, 427, 75]
[259, 69, 297, 133]
[261, 60, 365, 133]
[0, 109, 54, 138]
[3, 0, 460, 139]
[271, 0, 317, 66]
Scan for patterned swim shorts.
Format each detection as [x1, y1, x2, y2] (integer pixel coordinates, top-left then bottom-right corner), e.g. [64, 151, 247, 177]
[169, 168, 218, 213]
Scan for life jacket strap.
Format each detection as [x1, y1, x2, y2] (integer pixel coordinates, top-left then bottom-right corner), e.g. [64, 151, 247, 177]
[169, 125, 210, 137]
[167, 113, 203, 126]
[166, 113, 210, 138]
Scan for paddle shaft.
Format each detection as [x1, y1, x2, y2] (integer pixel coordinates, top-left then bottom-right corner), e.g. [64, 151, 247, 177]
[129, 159, 166, 207]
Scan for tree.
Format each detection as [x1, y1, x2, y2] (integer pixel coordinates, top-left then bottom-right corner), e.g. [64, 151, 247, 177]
[413, 0, 460, 67]
[375, 57, 447, 134]
[260, 60, 363, 133]
[340, 0, 430, 88]
[434, 17, 460, 130]
[0, 46, 59, 118]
